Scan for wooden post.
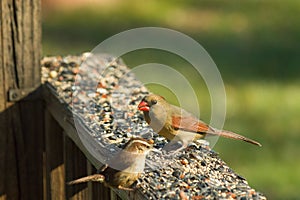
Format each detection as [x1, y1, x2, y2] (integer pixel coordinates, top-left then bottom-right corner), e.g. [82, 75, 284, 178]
[0, 0, 42, 199]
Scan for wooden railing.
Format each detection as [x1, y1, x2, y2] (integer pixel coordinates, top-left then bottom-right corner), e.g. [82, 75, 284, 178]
[43, 82, 143, 199]
[44, 85, 117, 199]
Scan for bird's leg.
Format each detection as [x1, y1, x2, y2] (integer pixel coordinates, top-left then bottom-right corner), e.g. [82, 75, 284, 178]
[145, 159, 161, 170]
[163, 140, 183, 151]
[165, 144, 186, 155]
[162, 140, 189, 158]
[135, 178, 141, 187]
[97, 164, 108, 173]
[144, 147, 163, 170]
[163, 131, 194, 153]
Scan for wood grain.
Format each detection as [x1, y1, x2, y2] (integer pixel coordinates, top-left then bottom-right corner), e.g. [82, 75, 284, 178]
[64, 134, 89, 200]
[0, 0, 42, 199]
[45, 110, 65, 200]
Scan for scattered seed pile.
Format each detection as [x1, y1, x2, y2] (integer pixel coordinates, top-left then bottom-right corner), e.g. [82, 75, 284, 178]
[41, 53, 266, 200]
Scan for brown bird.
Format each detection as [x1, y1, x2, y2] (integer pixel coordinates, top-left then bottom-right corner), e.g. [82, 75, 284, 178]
[138, 94, 261, 150]
[68, 137, 154, 191]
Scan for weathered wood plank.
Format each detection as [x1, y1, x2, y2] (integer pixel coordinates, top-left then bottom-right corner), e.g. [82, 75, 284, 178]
[32, 0, 42, 85]
[43, 85, 103, 168]
[19, 98, 45, 199]
[0, 107, 19, 200]
[64, 134, 89, 200]
[0, 1, 5, 198]
[0, 0, 42, 199]
[45, 110, 65, 200]
[88, 163, 112, 200]
[43, 84, 146, 200]
[0, 0, 5, 112]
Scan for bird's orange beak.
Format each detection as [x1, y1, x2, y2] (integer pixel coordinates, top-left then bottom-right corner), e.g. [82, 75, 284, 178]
[138, 101, 150, 111]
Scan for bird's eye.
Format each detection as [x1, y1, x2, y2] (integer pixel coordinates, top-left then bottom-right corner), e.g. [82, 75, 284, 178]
[151, 100, 157, 105]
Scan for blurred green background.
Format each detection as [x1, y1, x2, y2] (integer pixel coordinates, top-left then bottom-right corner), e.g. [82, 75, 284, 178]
[42, 0, 300, 199]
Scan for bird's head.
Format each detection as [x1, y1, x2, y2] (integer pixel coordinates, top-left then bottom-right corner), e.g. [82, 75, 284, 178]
[124, 137, 154, 154]
[138, 94, 166, 112]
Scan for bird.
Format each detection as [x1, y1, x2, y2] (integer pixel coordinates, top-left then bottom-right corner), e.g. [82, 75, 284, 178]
[138, 94, 261, 150]
[68, 137, 154, 191]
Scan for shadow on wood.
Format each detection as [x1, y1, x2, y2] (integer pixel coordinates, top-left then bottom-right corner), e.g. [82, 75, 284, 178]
[0, 88, 44, 200]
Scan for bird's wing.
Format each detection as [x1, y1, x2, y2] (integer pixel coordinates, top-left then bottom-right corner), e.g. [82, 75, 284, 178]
[170, 105, 211, 133]
[106, 153, 133, 171]
[106, 151, 146, 173]
[172, 115, 210, 133]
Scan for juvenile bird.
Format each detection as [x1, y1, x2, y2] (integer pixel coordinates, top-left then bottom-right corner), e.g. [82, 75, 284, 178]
[68, 137, 154, 191]
[138, 94, 261, 150]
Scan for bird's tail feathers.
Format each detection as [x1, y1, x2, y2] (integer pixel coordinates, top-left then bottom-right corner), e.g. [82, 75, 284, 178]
[68, 174, 105, 185]
[213, 130, 262, 147]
